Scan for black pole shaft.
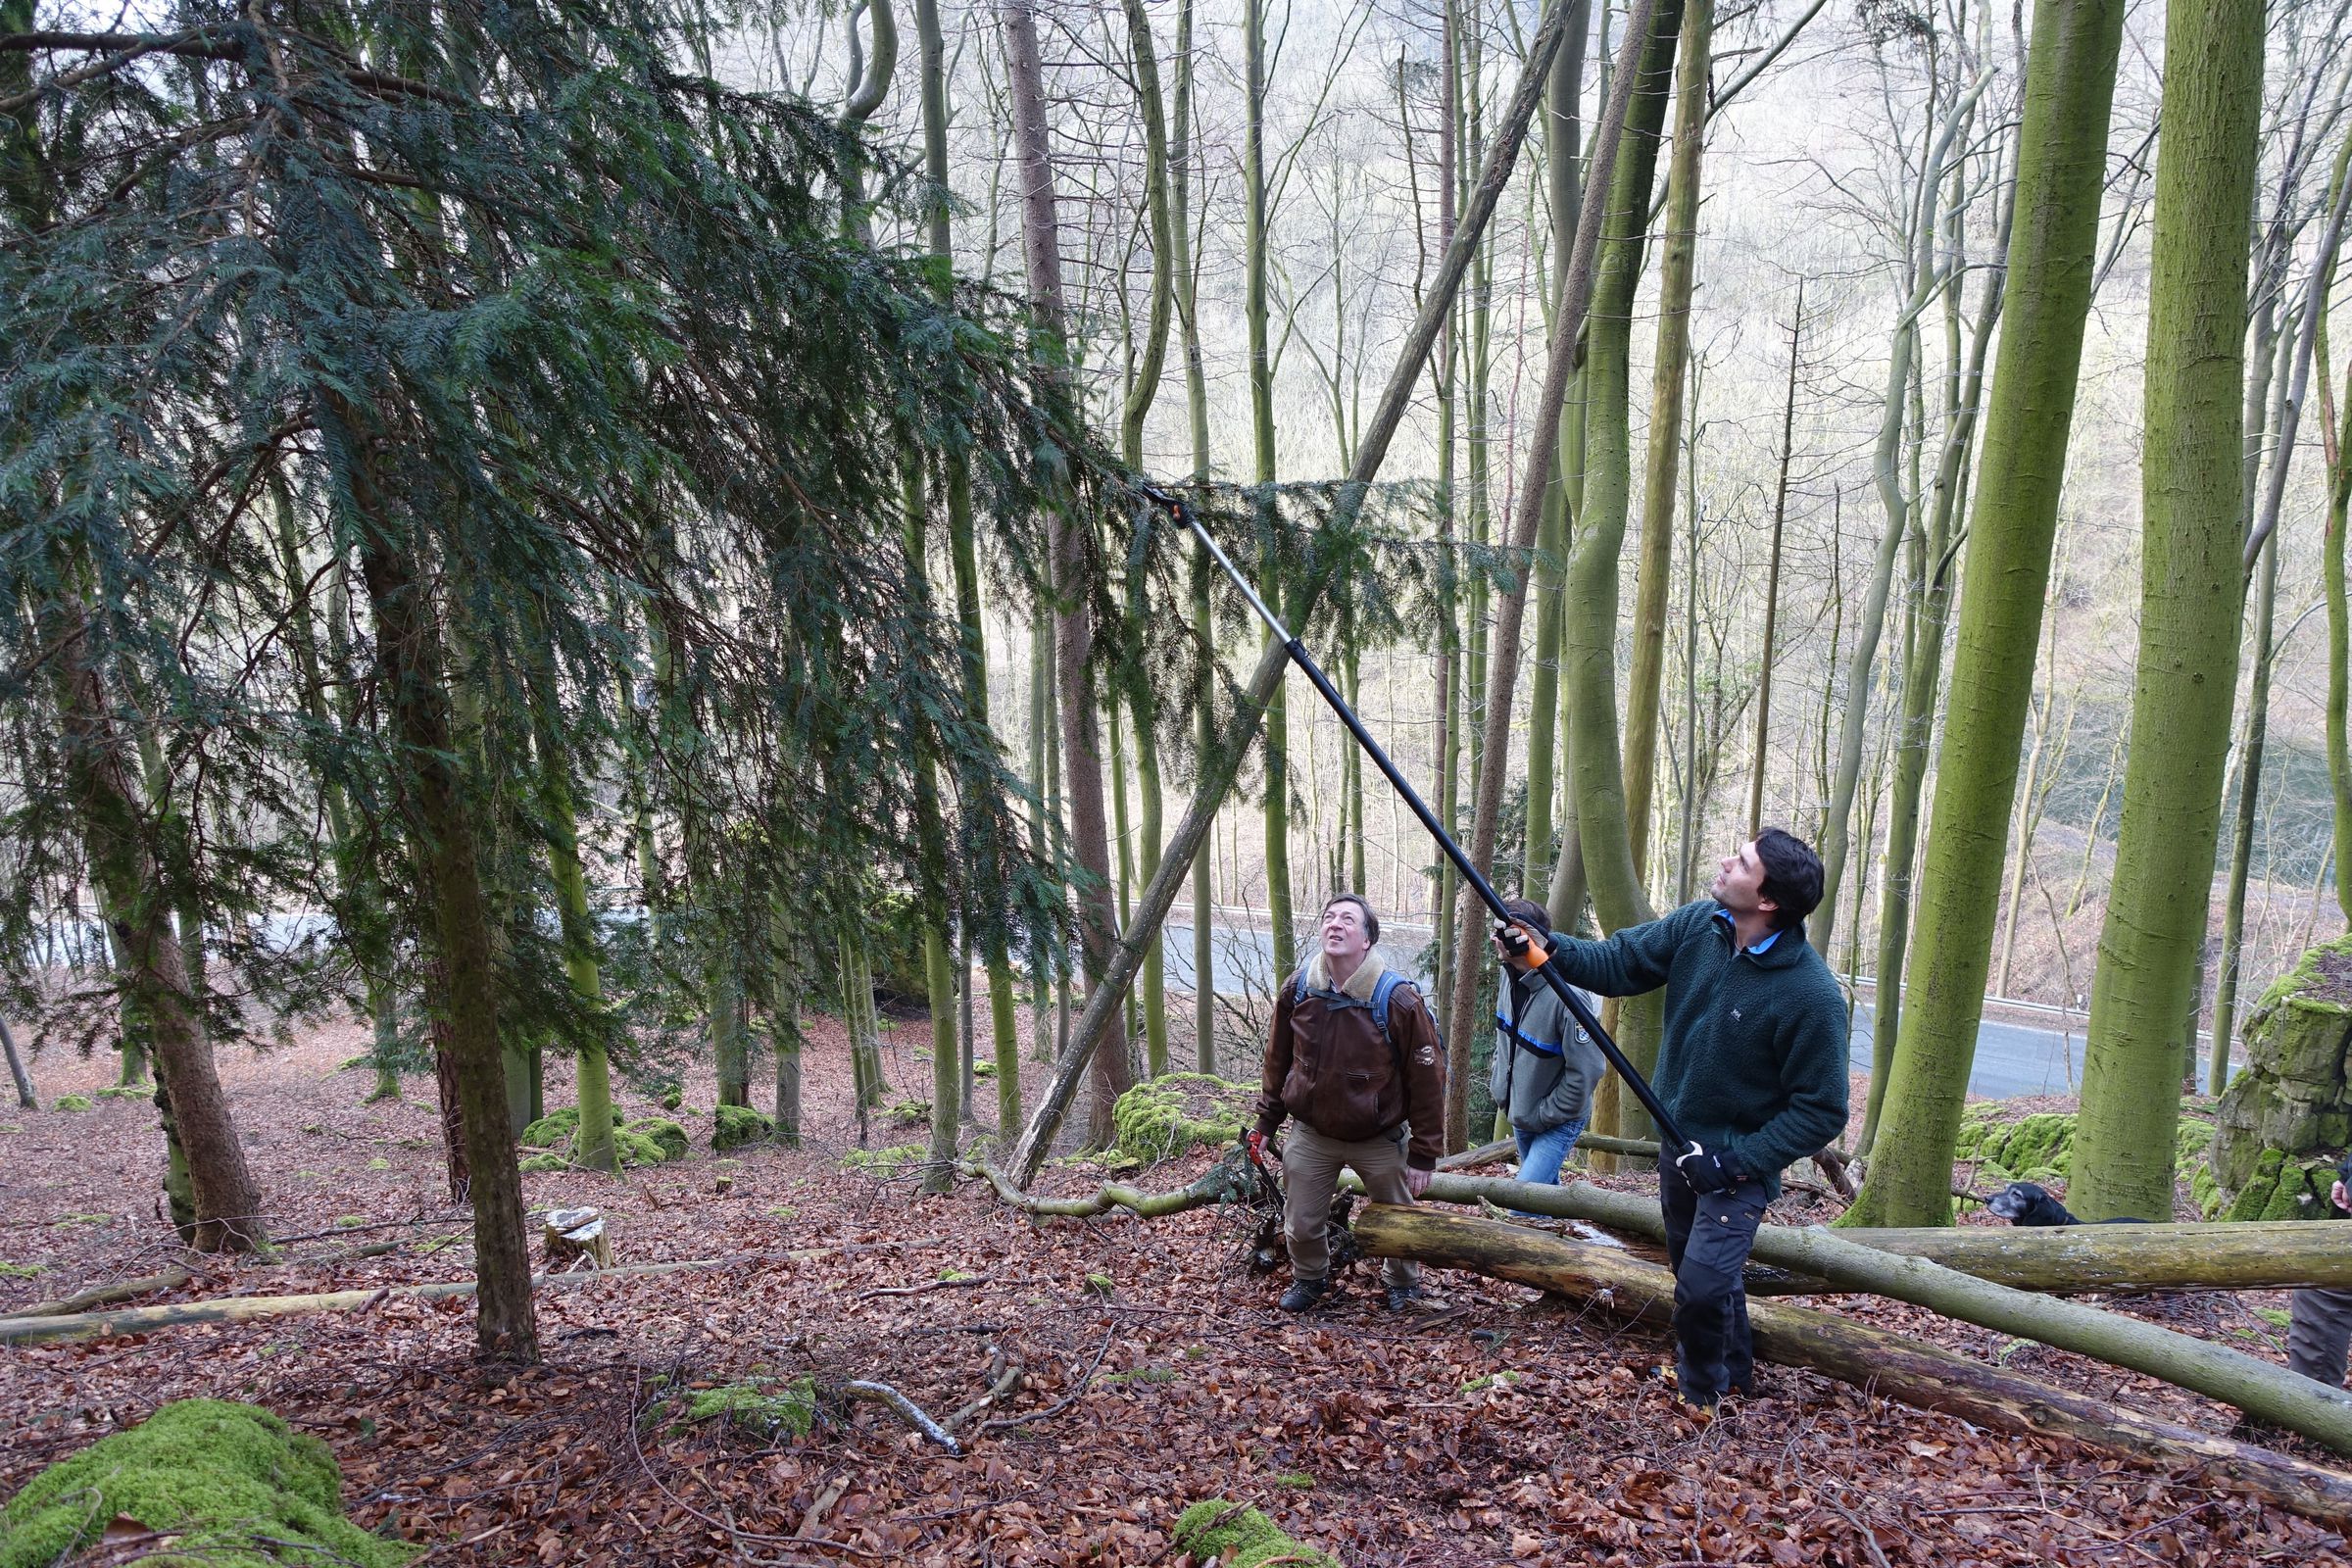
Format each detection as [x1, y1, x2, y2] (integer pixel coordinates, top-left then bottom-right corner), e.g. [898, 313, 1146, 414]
[1155, 489, 1697, 1157]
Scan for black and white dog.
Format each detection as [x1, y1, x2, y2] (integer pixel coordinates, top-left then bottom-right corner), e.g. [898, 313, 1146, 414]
[1984, 1180, 2147, 1226]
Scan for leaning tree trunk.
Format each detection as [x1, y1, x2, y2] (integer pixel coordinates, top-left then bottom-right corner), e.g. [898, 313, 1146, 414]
[1354, 1205, 2352, 1526]
[1000, 0, 1130, 1148]
[0, 1014, 31, 1109]
[1006, 0, 1580, 1185]
[353, 511, 537, 1362]
[42, 589, 264, 1253]
[1555, 0, 1683, 1144]
[1845, 0, 2127, 1229]
[2071, 0, 2265, 1222]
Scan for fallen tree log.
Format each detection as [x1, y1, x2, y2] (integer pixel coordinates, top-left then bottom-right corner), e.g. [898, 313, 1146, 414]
[0, 1238, 945, 1347]
[1422, 1173, 2352, 1293]
[1355, 1204, 2352, 1528]
[1818, 1219, 2352, 1294]
[2, 1264, 195, 1320]
[1399, 1174, 2352, 1455]
[964, 1158, 1253, 1219]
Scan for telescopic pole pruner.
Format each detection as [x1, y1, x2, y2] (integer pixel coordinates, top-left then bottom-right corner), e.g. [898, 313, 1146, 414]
[1143, 484, 1701, 1162]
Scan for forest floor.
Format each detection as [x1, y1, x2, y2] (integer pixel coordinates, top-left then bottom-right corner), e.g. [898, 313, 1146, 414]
[1, 1009, 2347, 1568]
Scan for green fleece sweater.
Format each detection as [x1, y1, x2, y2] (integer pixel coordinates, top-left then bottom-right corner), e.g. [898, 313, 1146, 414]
[1544, 900, 1849, 1193]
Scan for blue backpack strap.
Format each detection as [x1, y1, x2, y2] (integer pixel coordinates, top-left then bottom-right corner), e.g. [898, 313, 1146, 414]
[1370, 969, 1406, 1038]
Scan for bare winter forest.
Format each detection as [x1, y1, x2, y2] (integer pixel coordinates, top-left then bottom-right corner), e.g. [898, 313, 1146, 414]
[9, 0, 2352, 1563]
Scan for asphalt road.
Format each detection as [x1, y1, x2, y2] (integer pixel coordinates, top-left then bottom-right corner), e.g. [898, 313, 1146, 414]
[1158, 921, 2150, 1102]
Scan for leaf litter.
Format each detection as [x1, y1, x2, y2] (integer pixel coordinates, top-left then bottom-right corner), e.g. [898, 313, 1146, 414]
[1, 1017, 2345, 1566]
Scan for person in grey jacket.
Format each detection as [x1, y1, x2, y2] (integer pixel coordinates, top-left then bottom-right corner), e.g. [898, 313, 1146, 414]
[2289, 1152, 2352, 1388]
[1488, 898, 1604, 1189]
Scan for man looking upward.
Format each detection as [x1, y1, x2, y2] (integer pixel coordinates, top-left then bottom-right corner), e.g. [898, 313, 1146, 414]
[1250, 894, 1445, 1313]
[1507, 831, 1849, 1412]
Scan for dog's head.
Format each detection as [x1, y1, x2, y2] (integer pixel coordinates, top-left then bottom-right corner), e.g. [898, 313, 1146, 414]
[1985, 1181, 2075, 1226]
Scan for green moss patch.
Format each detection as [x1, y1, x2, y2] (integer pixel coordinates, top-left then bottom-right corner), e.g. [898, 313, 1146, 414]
[51, 1095, 93, 1113]
[1171, 1500, 1337, 1568]
[521, 1106, 580, 1151]
[678, 1376, 817, 1440]
[93, 1084, 152, 1101]
[0, 1398, 417, 1568]
[2212, 1146, 2340, 1221]
[1953, 1107, 2077, 1184]
[1111, 1073, 1253, 1162]
[839, 1144, 924, 1176]
[712, 1104, 772, 1152]
[621, 1117, 689, 1162]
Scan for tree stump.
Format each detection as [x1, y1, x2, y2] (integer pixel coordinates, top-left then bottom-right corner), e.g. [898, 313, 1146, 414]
[542, 1207, 612, 1271]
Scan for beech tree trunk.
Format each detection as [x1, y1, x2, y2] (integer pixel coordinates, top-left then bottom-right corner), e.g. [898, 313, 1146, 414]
[1243, 0, 1297, 990]
[999, 0, 1132, 1147]
[914, 0, 1022, 1127]
[2071, 0, 2265, 1221]
[1518, 1, 1592, 897]
[1847, 0, 2127, 1228]
[1556, 0, 1683, 1143]
[1620, 0, 1712, 918]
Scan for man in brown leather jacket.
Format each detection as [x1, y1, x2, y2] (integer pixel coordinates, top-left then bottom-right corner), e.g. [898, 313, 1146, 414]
[1249, 894, 1446, 1312]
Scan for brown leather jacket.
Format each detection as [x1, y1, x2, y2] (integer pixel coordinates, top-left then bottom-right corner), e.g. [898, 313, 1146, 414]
[1255, 969, 1446, 1169]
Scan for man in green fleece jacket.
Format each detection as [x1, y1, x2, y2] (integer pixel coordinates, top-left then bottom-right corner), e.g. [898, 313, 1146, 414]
[1517, 829, 1849, 1411]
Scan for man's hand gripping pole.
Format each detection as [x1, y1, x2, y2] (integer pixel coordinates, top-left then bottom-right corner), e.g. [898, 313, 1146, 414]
[1138, 483, 1704, 1170]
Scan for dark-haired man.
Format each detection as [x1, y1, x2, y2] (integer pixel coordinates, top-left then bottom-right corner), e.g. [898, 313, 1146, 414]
[1504, 830, 1849, 1412]
[1251, 894, 1445, 1313]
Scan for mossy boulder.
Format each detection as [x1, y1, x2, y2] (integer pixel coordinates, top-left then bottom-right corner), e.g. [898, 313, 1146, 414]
[1112, 1073, 1253, 1162]
[712, 1104, 772, 1152]
[51, 1095, 93, 1113]
[0, 1398, 417, 1568]
[621, 1117, 689, 1162]
[1171, 1500, 1337, 1568]
[521, 1106, 580, 1151]
[2206, 936, 2352, 1219]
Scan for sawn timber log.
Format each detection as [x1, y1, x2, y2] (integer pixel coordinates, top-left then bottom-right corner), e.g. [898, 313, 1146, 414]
[1355, 1204, 2352, 1528]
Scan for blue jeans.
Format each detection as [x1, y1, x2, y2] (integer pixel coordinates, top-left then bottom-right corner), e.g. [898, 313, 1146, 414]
[1513, 1115, 1587, 1191]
